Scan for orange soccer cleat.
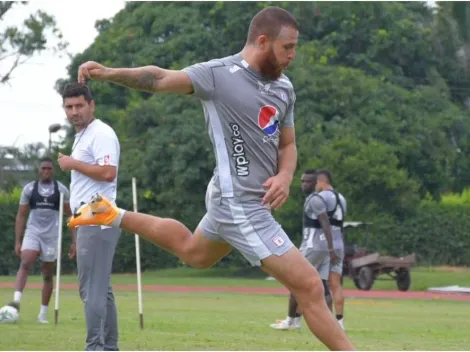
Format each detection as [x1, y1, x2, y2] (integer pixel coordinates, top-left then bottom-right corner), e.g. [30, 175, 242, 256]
[68, 194, 120, 228]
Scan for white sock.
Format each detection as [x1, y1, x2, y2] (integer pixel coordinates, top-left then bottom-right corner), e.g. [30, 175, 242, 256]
[286, 316, 293, 324]
[293, 317, 301, 325]
[13, 291, 22, 303]
[39, 305, 48, 316]
[111, 209, 126, 227]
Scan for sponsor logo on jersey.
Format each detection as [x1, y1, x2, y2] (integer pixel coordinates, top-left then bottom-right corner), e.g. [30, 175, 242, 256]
[258, 105, 280, 144]
[230, 123, 250, 176]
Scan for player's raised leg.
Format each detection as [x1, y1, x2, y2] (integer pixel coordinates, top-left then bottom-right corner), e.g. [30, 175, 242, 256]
[69, 194, 232, 269]
[262, 247, 354, 351]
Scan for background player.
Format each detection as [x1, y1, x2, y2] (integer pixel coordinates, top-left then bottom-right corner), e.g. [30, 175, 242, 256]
[316, 169, 347, 330]
[269, 169, 338, 331]
[5, 157, 74, 323]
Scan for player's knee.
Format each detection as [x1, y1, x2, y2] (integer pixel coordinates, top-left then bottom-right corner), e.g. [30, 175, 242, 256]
[329, 274, 342, 291]
[185, 256, 214, 269]
[20, 261, 33, 272]
[43, 274, 53, 283]
[181, 242, 216, 269]
[293, 276, 324, 303]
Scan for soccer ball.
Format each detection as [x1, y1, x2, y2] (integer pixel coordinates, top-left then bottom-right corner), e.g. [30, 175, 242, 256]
[0, 305, 19, 324]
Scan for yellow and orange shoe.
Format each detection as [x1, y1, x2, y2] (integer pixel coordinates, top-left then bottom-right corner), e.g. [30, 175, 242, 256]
[67, 194, 120, 228]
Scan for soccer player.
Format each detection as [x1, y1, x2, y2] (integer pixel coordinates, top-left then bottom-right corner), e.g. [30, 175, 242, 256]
[71, 7, 354, 351]
[6, 157, 74, 323]
[270, 169, 347, 331]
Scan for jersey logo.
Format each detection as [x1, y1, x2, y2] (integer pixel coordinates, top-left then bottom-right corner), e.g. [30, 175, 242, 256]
[229, 65, 242, 74]
[257, 81, 276, 96]
[258, 105, 279, 136]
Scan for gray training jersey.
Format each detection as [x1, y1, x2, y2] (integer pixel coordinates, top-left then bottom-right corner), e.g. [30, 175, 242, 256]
[20, 181, 70, 239]
[302, 190, 347, 251]
[183, 54, 296, 201]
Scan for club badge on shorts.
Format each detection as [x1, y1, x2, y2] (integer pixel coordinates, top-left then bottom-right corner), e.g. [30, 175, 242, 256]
[272, 236, 285, 247]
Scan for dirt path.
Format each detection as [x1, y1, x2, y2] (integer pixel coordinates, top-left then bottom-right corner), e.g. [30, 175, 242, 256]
[0, 282, 469, 301]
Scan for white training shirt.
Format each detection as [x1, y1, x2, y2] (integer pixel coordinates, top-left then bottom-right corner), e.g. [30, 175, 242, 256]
[70, 118, 120, 212]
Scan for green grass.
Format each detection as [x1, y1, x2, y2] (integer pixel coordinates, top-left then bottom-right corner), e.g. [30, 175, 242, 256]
[1, 287, 469, 350]
[1, 266, 470, 291]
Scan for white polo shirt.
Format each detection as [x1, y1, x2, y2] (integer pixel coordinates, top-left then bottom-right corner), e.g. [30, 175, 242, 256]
[70, 118, 120, 212]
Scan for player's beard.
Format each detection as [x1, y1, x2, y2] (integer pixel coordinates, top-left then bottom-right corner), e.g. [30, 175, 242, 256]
[260, 47, 283, 81]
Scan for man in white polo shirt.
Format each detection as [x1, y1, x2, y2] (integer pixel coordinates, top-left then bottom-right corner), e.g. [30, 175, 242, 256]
[57, 83, 121, 351]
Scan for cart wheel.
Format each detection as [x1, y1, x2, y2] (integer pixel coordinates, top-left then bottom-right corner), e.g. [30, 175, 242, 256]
[357, 266, 374, 291]
[396, 268, 411, 291]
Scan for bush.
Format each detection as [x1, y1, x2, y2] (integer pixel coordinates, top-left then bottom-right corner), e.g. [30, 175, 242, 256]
[346, 203, 470, 266]
[2, 187, 470, 274]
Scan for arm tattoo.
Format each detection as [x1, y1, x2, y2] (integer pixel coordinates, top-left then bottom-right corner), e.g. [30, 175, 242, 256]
[135, 70, 158, 91]
[111, 68, 158, 92]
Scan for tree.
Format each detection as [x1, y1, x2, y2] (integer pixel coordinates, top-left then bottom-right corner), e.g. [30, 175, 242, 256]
[51, 2, 470, 268]
[0, 143, 46, 191]
[0, 1, 67, 84]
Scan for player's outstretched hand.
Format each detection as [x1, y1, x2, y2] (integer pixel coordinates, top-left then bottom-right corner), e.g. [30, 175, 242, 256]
[78, 61, 107, 84]
[262, 172, 292, 210]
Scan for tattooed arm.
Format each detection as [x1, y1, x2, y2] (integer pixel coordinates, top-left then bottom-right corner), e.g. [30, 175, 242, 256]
[77, 61, 193, 94]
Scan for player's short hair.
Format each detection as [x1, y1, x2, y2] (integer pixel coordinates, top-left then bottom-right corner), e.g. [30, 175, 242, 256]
[39, 157, 53, 164]
[62, 82, 93, 103]
[247, 6, 299, 44]
[316, 169, 333, 185]
[303, 169, 316, 175]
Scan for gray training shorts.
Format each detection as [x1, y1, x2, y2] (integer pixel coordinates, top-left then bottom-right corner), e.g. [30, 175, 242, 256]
[330, 249, 344, 275]
[21, 233, 58, 262]
[300, 241, 344, 280]
[300, 244, 330, 281]
[198, 183, 294, 267]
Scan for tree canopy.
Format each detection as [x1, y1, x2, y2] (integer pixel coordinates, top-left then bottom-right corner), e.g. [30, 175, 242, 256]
[54, 1, 470, 246]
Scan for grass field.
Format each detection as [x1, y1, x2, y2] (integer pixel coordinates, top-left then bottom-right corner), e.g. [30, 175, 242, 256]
[1, 267, 470, 350]
[2, 265, 470, 291]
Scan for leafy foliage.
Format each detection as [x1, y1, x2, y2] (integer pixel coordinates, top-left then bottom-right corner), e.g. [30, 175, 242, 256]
[0, 2, 68, 84]
[3, 1, 470, 273]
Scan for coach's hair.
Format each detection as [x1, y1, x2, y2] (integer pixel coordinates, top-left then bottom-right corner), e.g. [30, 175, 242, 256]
[316, 169, 333, 185]
[39, 157, 53, 164]
[303, 169, 316, 175]
[246, 6, 299, 44]
[62, 82, 93, 103]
